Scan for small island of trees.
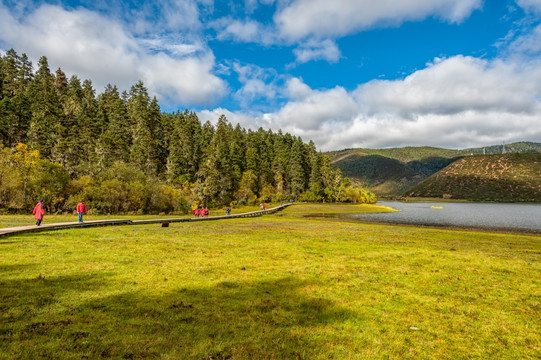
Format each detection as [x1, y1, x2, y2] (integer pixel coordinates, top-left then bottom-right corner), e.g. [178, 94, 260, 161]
[0, 49, 375, 214]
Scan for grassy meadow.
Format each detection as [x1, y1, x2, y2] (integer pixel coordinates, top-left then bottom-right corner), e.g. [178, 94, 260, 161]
[0, 204, 539, 359]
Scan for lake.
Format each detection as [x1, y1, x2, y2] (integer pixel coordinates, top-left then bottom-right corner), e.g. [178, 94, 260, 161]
[314, 202, 541, 233]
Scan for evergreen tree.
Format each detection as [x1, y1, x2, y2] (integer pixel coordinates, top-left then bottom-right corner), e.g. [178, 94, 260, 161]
[0, 49, 376, 211]
[245, 130, 261, 194]
[0, 50, 33, 147]
[258, 128, 275, 191]
[127, 81, 157, 176]
[27, 56, 64, 159]
[288, 138, 307, 197]
[308, 141, 324, 199]
[167, 110, 203, 183]
[98, 84, 132, 165]
[148, 97, 167, 175]
[50, 68, 73, 170]
[229, 123, 246, 187]
[200, 115, 235, 204]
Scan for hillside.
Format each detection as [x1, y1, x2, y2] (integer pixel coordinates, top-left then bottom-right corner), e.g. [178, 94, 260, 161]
[328, 147, 465, 196]
[328, 142, 541, 197]
[407, 153, 541, 202]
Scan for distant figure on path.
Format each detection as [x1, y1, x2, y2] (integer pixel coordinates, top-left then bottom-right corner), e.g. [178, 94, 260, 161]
[76, 200, 87, 223]
[32, 200, 45, 226]
[226, 207, 231, 215]
[194, 208, 200, 218]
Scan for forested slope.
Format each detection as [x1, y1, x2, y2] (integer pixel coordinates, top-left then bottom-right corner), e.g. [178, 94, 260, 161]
[0, 49, 374, 213]
[328, 147, 464, 196]
[407, 153, 541, 202]
[328, 143, 541, 197]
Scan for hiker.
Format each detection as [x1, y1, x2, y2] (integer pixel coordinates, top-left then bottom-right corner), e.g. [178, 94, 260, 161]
[76, 200, 87, 223]
[263, 204, 267, 211]
[194, 208, 200, 218]
[203, 207, 209, 217]
[32, 200, 45, 226]
[226, 207, 231, 215]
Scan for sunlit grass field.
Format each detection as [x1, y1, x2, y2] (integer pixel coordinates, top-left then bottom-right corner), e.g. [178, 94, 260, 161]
[0, 204, 539, 359]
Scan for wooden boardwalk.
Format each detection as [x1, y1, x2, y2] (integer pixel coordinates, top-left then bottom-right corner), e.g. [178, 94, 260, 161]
[0, 204, 292, 237]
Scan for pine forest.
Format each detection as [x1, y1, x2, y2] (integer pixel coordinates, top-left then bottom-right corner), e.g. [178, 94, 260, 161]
[0, 49, 375, 214]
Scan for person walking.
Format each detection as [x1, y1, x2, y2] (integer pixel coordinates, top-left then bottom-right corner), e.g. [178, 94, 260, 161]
[32, 200, 45, 226]
[76, 200, 87, 223]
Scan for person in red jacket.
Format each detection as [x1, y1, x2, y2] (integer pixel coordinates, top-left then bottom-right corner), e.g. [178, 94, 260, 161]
[32, 200, 45, 226]
[76, 200, 87, 223]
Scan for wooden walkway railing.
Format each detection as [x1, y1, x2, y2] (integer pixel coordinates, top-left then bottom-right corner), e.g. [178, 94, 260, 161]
[0, 204, 292, 237]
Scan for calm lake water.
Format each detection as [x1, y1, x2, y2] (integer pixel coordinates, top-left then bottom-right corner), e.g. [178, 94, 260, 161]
[321, 202, 541, 233]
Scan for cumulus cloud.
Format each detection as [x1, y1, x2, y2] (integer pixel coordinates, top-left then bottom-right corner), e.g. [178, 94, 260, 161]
[293, 39, 341, 63]
[267, 82, 359, 131]
[505, 24, 541, 58]
[274, 0, 482, 41]
[355, 56, 541, 117]
[286, 77, 313, 100]
[230, 62, 283, 109]
[517, 0, 541, 14]
[200, 56, 541, 151]
[211, 17, 277, 45]
[0, 2, 226, 106]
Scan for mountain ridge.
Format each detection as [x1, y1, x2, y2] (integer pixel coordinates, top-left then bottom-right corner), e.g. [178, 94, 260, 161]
[327, 142, 541, 197]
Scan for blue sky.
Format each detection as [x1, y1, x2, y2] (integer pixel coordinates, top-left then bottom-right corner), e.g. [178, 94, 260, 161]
[1, 0, 541, 150]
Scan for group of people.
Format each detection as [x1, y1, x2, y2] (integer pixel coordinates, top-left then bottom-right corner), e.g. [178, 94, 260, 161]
[32, 200, 283, 226]
[32, 200, 87, 226]
[192, 207, 209, 218]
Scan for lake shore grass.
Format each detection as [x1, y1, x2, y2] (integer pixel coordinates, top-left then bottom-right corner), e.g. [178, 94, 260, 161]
[0, 204, 539, 359]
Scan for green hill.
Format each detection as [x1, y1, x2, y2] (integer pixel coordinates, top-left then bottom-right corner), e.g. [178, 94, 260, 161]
[407, 153, 541, 202]
[328, 147, 465, 196]
[327, 142, 541, 197]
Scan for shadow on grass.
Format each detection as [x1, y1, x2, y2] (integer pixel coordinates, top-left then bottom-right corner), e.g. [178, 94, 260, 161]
[2, 276, 361, 359]
[0, 272, 114, 332]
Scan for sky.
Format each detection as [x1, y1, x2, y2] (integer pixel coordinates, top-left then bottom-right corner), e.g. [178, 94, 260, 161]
[1, 0, 541, 151]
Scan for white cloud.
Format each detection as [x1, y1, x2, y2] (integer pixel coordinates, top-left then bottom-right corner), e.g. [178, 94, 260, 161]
[355, 56, 541, 117]
[0, 3, 227, 106]
[88, 0, 204, 36]
[268, 84, 359, 131]
[517, 0, 541, 14]
[211, 17, 277, 45]
[215, 18, 262, 42]
[231, 62, 282, 108]
[274, 0, 482, 41]
[198, 107, 264, 129]
[293, 39, 341, 63]
[200, 56, 541, 151]
[286, 77, 313, 100]
[505, 24, 541, 58]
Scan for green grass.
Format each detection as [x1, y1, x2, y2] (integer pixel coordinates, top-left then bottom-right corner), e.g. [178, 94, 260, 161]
[0, 204, 539, 359]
